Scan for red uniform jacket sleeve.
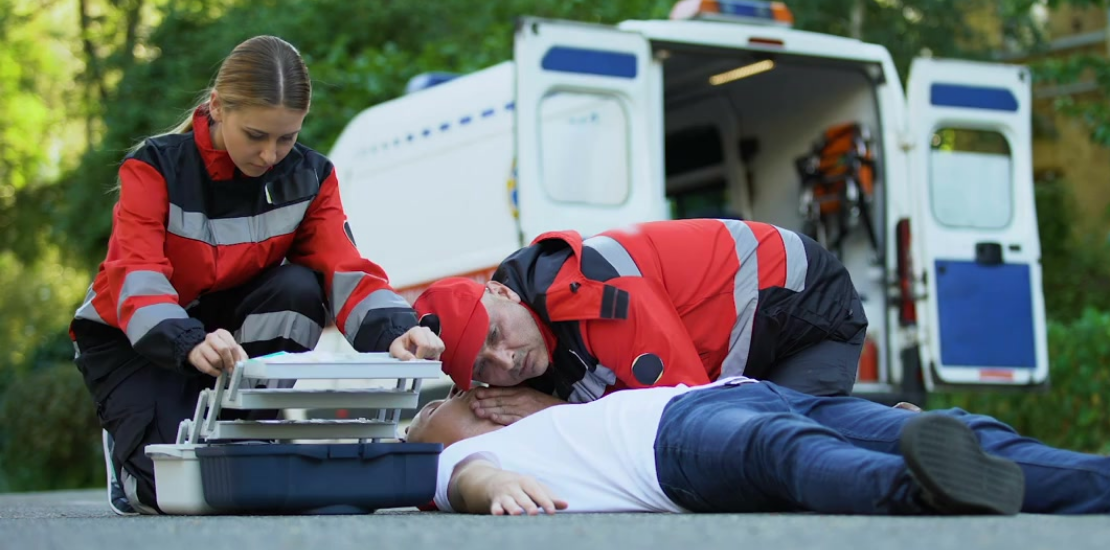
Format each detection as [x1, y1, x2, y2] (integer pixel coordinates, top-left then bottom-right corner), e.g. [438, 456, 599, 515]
[286, 166, 417, 352]
[582, 277, 712, 390]
[98, 158, 206, 370]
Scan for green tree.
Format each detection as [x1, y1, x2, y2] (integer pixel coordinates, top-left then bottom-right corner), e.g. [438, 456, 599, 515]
[789, 0, 1019, 80]
[1034, 0, 1110, 146]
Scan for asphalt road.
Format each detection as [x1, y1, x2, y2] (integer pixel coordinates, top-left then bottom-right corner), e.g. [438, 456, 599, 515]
[2, 489, 1107, 550]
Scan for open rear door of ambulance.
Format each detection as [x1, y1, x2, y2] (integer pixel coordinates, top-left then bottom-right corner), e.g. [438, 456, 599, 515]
[514, 17, 665, 243]
[907, 58, 1049, 389]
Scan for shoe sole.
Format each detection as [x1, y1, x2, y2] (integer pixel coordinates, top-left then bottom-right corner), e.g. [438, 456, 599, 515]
[900, 414, 1025, 515]
[102, 430, 138, 516]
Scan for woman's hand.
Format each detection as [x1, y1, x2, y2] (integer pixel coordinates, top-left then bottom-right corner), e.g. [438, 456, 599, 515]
[187, 329, 247, 376]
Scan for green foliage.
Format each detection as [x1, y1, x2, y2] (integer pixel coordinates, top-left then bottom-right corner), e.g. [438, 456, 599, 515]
[0, 364, 104, 493]
[1034, 53, 1110, 146]
[0, 0, 86, 263]
[1034, 177, 1110, 321]
[930, 308, 1110, 454]
[1028, 0, 1110, 146]
[789, 0, 1031, 81]
[0, 250, 89, 394]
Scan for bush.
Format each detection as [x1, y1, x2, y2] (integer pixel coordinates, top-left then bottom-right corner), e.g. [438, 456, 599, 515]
[0, 364, 103, 492]
[1034, 178, 1110, 322]
[929, 308, 1110, 454]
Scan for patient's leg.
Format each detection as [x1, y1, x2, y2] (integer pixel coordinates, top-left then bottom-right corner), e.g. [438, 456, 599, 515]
[780, 385, 1110, 514]
[653, 384, 1023, 515]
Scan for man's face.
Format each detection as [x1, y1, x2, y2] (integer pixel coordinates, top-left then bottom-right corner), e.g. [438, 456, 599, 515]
[405, 390, 501, 446]
[210, 91, 306, 178]
[472, 283, 551, 386]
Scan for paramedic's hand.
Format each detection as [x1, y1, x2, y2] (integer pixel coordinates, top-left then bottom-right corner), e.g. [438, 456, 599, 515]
[471, 386, 566, 425]
[389, 326, 445, 361]
[187, 329, 247, 377]
[485, 470, 568, 516]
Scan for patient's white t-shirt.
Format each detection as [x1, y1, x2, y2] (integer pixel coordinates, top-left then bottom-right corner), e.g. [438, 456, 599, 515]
[433, 376, 755, 513]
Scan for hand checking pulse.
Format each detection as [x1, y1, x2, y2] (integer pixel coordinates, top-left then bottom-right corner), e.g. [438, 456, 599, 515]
[470, 386, 566, 426]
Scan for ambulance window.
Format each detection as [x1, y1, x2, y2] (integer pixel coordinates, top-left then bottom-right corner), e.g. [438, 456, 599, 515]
[539, 92, 630, 205]
[928, 128, 1013, 229]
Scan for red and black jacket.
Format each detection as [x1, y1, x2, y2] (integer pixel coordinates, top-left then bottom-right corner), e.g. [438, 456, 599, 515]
[71, 106, 416, 379]
[493, 219, 866, 403]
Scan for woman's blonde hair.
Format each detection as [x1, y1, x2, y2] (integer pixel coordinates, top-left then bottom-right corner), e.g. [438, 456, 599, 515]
[128, 35, 311, 154]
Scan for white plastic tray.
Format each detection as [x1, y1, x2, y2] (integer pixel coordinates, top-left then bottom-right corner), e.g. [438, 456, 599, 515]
[222, 388, 420, 410]
[146, 444, 217, 515]
[239, 352, 442, 380]
[204, 418, 399, 440]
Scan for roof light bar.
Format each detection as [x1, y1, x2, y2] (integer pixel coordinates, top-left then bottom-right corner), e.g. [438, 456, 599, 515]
[670, 0, 795, 27]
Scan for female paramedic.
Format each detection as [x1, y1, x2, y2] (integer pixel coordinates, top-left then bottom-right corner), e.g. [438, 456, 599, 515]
[68, 35, 444, 515]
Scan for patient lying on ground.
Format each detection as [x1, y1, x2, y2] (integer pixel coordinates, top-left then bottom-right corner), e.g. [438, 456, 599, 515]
[404, 379, 1110, 517]
[406, 383, 692, 515]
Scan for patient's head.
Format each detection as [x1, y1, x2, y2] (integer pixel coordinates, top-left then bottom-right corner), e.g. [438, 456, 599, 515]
[405, 389, 502, 446]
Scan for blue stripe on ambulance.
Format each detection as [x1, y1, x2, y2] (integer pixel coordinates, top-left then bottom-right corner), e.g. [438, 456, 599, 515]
[930, 83, 1019, 112]
[540, 46, 638, 79]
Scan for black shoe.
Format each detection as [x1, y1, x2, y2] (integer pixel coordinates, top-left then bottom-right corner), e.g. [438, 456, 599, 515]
[102, 429, 138, 516]
[898, 413, 1025, 515]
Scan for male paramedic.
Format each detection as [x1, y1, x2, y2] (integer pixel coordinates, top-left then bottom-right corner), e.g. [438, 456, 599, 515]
[413, 218, 868, 424]
[404, 377, 1110, 516]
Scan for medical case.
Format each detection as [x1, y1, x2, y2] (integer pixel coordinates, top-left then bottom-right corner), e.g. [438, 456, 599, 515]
[146, 352, 443, 515]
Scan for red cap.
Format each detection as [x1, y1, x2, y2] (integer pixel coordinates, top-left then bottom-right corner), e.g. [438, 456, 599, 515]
[412, 278, 489, 390]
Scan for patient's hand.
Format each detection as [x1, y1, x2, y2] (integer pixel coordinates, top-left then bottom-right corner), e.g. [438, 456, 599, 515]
[893, 402, 923, 413]
[471, 386, 566, 425]
[485, 470, 568, 516]
[450, 456, 568, 515]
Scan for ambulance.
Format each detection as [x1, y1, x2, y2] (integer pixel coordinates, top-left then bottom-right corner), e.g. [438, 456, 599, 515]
[325, 0, 1049, 404]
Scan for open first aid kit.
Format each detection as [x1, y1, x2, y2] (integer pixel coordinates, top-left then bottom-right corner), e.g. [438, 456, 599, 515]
[145, 351, 443, 515]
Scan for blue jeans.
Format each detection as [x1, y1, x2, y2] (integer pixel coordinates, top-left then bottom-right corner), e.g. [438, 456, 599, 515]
[653, 381, 1110, 514]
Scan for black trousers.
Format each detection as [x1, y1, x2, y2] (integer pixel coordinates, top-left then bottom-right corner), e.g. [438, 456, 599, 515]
[73, 264, 327, 513]
[760, 325, 866, 397]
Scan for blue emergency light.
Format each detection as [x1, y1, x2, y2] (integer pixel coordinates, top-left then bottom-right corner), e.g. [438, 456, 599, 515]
[670, 0, 794, 26]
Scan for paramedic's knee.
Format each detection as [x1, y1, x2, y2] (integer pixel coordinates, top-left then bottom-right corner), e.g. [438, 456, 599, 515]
[762, 335, 863, 397]
[264, 264, 326, 318]
[763, 365, 855, 397]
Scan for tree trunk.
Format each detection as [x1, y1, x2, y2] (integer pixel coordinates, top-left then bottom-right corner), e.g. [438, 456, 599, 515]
[849, 0, 865, 39]
[78, 0, 104, 145]
[122, 0, 144, 69]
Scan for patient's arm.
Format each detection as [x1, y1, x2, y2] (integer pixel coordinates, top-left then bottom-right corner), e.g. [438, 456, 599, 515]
[447, 453, 569, 515]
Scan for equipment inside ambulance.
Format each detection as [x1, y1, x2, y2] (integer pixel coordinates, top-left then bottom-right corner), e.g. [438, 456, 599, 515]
[325, 0, 1050, 407]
